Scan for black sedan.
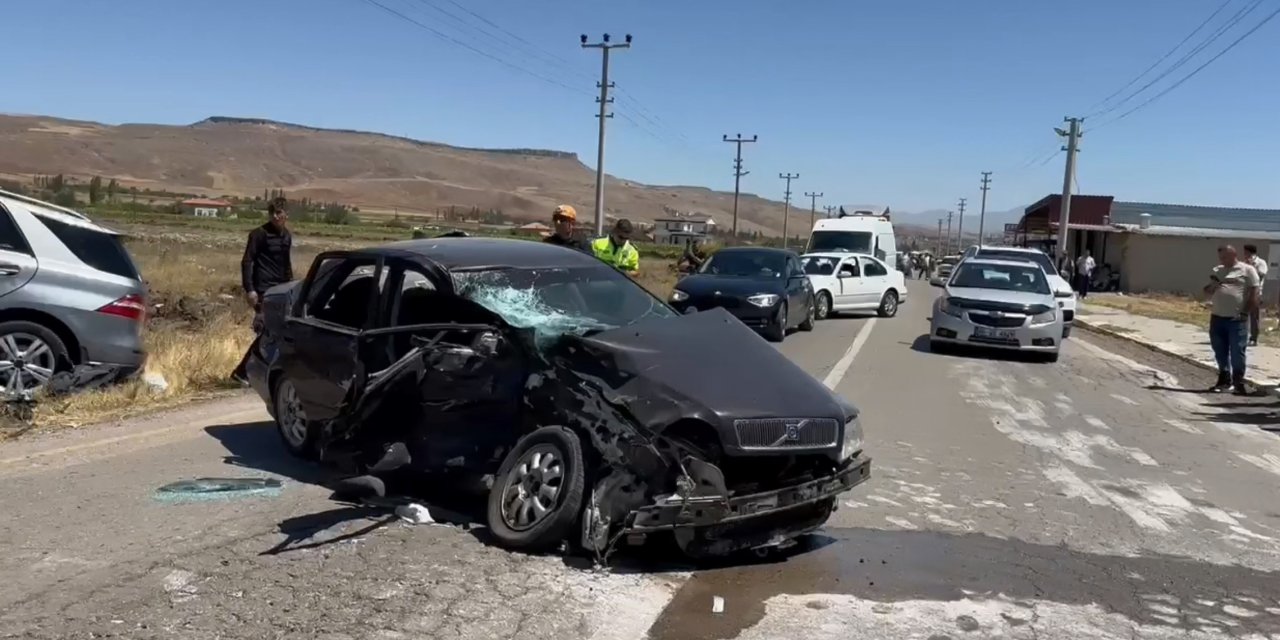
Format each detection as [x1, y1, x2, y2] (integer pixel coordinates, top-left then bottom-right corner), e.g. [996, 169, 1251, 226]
[668, 246, 817, 342]
[240, 238, 870, 558]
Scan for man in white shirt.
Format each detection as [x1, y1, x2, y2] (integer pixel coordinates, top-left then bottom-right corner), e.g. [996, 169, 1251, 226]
[1204, 245, 1260, 394]
[1243, 244, 1269, 346]
[1074, 250, 1096, 299]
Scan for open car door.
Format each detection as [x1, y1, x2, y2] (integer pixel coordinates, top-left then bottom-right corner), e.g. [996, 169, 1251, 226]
[322, 259, 524, 471]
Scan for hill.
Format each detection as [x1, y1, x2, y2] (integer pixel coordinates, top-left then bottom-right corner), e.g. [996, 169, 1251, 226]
[0, 113, 822, 237]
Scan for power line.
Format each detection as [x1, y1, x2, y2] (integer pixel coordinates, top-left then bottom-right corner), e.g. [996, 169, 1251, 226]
[433, 0, 594, 81]
[1094, 2, 1280, 129]
[1084, 0, 1235, 116]
[1089, 0, 1267, 119]
[358, 0, 590, 97]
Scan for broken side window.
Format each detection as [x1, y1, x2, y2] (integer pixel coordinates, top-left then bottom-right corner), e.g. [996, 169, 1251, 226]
[305, 258, 387, 330]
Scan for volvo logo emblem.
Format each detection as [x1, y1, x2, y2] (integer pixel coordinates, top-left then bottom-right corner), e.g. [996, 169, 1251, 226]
[771, 419, 811, 446]
[990, 311, 1005, 318]
[785, 424, 801, 441]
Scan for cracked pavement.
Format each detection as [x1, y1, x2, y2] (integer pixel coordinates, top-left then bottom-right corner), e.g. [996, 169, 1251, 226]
[3, 281, 1280, 639]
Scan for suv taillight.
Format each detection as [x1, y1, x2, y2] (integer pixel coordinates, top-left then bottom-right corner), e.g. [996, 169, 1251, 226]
[97, 293, 147, 322]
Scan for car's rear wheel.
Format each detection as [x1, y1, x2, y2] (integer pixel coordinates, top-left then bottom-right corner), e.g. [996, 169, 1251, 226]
[764, 303, 787, 343]
[487, 426, 587, 552]
[0, 321, 69, 399]
[877, 291, 899, 318]
[815, 292, 832, 320]
[798, 295, 816, 332]
[273, 376, 319, 459]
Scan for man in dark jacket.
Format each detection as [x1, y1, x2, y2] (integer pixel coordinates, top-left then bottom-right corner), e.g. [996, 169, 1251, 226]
[232, 196, 293, 382]
[543, 204, 589, 252]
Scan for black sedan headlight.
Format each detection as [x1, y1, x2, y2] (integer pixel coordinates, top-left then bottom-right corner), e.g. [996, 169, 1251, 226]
[747, 293, 781, 307]
[841, 415, 863, 461]
[670, 289, 689, 303]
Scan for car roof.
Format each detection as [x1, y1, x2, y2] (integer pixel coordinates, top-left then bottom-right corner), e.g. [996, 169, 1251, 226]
[715, 246, 794, 256]
[371, 237, 608, 271]
[801, 251, 873, 260]
[959, 257, 1045, 269]
[975, 246, 1045, 255]
[0, 190, 122, 235]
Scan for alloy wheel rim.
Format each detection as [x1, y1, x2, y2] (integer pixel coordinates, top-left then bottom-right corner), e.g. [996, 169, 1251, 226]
[499, 445, 564, 531]
[0, 332, 56, 398]
[277, 381, 309, 446]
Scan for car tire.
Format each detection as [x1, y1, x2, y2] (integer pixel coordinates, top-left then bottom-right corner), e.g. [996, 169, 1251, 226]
[877, 291, 900, 318]
[487, 426, 587, 553]
[929, 339, 950, 354]
[764, 303, 787, 343]
[1043, 351, 1061, 364]
[273, 376, 320, 460]
[798, 296, 816, 332]
[814, 292, 831, 321]
[0, 320, 71, 398]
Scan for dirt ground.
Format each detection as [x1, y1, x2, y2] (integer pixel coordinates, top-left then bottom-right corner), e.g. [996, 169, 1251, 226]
[1087, 292, 1280, 346]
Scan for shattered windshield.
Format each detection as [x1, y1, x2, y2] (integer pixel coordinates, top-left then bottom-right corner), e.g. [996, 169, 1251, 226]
[700, 250, 787, 278]
[454, 265, 676, 346]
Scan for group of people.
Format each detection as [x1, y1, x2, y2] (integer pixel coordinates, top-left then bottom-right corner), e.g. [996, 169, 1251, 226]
[899, 252, 934, 280]
[542, 204, 640, 277]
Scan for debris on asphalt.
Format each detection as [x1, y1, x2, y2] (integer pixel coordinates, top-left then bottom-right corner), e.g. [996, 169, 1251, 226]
[44, 363, 132, 398]
[712, 596, 725, 614]
[394, 502, 436, 525]
[143, 371, 169, 392]
[162, 569, 199, 603]
[154, 477, 284, 502]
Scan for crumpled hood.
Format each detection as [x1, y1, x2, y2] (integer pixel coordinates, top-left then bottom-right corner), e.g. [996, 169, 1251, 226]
[561, 307, 853, 431]
[675, 274, 786, 298]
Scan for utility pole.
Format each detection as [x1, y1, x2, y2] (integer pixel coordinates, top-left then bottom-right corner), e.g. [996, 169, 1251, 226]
[978, 171, 992, 248]
[956, 198, 967, 252]
[805, 191, 823, 231]
[1055, 117, 1083, 263]
[581, 33, 632, 237]
[778, 172, 799, 249]
[937, 219, 944, 256]
[823, 205, 837, 219]
[945, 211, 954, 255]
[723, 134, 757, 239]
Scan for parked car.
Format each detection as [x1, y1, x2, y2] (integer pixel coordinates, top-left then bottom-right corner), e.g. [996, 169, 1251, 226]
[241, 238, 871, 557]
[798, 252, 906, 320]
[668, 247, 816, 342]
[929, 254, 962, 287]
[929, 258, 1063, 363]
[0, 190, 146, 398]
[961, 245, 1076, 337]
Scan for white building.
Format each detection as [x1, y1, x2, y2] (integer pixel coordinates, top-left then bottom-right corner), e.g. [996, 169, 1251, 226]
[653, 213, 717, 246]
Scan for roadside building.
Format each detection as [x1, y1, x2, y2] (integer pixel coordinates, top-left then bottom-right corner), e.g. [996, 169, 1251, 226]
[1014, 194, 1280, 298]
[178, 198, 233, 218]
[653, 212, 716, 246]
[515, 221, 552, 238]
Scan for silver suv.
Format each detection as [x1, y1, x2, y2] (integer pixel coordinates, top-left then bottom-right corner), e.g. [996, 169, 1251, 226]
[0, 190, 147, 398]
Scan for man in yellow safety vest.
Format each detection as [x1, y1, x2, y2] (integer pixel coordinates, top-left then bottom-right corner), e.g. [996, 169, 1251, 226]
[591, 219, 640, 277]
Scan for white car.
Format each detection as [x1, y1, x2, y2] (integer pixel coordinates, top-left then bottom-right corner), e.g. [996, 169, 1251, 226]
[962, 246, 1076, 337]
[800, 252, 907, 319]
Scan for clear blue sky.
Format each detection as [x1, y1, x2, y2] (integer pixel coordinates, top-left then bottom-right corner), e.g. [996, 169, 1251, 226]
[4, 0, 1278, 213]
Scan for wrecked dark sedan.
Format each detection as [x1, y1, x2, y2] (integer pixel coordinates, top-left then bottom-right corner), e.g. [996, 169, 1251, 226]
[242, 237, 871, 558]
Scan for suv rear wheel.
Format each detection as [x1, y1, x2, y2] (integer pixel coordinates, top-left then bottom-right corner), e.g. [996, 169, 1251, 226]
[0, 321, 69, 398]
[273, 376, 319, 459]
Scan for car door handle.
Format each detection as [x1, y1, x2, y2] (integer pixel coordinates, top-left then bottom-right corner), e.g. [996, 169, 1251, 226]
[0, 264, 20, 276]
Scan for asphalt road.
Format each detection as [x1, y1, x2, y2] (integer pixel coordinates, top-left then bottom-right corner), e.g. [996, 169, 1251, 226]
[2, 281, 1279, 639]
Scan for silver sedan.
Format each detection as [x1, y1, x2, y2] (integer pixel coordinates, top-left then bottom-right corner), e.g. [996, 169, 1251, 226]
[929, 258, 1063, 363]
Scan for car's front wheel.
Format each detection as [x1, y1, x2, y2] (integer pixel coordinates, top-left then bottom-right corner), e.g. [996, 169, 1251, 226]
[487, 426, 587, 552]
[273, 376, 319, 459]
[798, 295, 816, 332]
[815, 291, 832, 320]
[877, 291, 899, 318]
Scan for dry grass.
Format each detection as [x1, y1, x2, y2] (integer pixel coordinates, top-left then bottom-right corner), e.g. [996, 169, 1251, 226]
[1087, 293, 1280, 347]
[13, 227, 678, 432]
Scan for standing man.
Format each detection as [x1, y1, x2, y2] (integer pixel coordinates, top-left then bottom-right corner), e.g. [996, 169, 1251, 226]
[1204, 245, 1259, 395]
[1243, 244, 1269, 346]
[543, 204, 589, 252]
[231, 196, 293, 382]
[1074, 250, 1096, 298]
[591, 219, 640, 277]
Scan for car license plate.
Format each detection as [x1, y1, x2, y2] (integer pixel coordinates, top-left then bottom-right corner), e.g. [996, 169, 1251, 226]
[974, 326, 1016, 340]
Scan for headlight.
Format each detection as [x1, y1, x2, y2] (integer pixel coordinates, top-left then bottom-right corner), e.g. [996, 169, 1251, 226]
[841, 415, 863, 461]
[1054, 290, 1074, 298]
[1032, 309, 1057, 324]
[939, 297, 962, 317]
[747, 293, 780, 307]
[670, 289, 689, 302]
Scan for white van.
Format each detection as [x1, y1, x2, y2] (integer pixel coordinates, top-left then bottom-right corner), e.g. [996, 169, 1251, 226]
[805, 205, 898, 269]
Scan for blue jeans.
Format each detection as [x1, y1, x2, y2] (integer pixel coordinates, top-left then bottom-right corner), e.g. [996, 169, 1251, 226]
[1209, 314, 1247, 380]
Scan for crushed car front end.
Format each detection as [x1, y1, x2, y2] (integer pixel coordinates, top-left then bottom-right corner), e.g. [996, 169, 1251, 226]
[531, 306, 872, 558]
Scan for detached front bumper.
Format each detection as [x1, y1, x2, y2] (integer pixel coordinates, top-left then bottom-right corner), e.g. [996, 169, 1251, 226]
[625, 454, 871, 533]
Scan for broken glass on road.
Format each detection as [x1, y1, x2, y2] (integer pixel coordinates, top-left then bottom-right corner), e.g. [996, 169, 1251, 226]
[154, 477, 284, 502]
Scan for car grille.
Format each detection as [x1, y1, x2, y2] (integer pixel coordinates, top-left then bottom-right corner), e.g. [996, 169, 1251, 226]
[969, 335, 1020, 346]
[968, 313, 1026, 328]
[734, 418, 840, 450]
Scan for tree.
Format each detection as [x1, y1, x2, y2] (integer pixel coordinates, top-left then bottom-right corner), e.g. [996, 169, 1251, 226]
[53, 188, 76, 207]
[106, 179, 119, 202]
[49, 174, 65, 193]
[129, 186, 139, 202]
[88, 176, 103, 204]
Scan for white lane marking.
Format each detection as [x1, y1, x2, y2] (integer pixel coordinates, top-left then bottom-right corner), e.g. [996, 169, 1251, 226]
[1162, 418, 1202, 435]
[823, 318, 877, 389]
[867, 495, 903, 507]
[1238, 453, 1280, 477]
[1082, 415, 1111, 430]
[883, 516, 917, 530]
[1110, 393, 1141, 406]
[1042, 465, 1109, 506]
